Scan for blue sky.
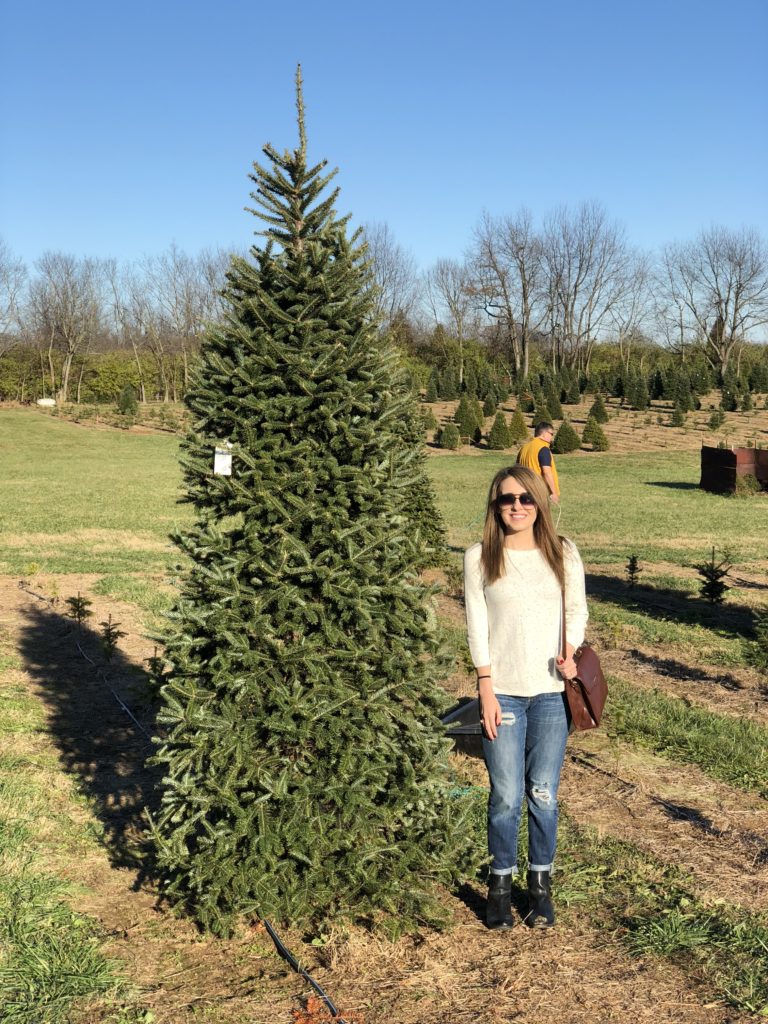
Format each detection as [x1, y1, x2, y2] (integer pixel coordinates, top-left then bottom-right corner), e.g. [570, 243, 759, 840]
[1, 0, 766, 272]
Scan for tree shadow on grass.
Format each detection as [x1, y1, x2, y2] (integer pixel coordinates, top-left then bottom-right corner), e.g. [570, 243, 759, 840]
[16, 600, 161, 879]
[653, 799, 722, 835]
[655, 799, 768, 865]
[585, 573, 756, 640]
[626, 648, 746, 693]
[644, 481, 700, 490]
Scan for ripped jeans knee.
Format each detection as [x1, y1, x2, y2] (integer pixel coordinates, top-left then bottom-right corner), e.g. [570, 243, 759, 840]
[528, 781, 555, 807]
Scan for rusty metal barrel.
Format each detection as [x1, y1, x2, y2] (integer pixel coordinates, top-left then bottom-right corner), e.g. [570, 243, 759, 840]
[700, 445, 768, 493]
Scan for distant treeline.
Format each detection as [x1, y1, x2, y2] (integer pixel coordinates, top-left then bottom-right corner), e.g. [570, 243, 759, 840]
[2, 328, 766, 415]
[1, 210, 767, 405]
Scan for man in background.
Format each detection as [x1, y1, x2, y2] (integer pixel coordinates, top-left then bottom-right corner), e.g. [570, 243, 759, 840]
[516, 422, 560, 504]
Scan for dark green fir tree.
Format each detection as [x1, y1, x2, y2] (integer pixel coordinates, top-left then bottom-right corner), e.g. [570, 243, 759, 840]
[438, 422, 460, 449]
[587, 394, 609, 423]
[421, 406, 438, 432]
[508, 407, 529, 442]
[582, 415, 609, 450]
[563, 371, 581, 404]
[532, 393, 553, 426]
[487, 411, 511, 449]
[150, 71, 480, 936]
[454, 393, 476, 438]
[670, 402, 686, 427]
[551, 418, 581, 453]
[397, 399, 449, 566]
[543, 379, 564, 419]
[463, 362, 478, 397]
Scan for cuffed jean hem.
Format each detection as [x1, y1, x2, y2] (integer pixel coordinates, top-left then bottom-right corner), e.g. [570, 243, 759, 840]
[528, 862, 554, 872]
[490, 866, 517, 877]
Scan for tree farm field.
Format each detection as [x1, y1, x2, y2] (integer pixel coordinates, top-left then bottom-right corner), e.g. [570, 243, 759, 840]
[1, 405, 768, 1024]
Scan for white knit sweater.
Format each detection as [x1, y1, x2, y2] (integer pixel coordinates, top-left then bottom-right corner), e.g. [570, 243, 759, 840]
[463, 539, 588, 697]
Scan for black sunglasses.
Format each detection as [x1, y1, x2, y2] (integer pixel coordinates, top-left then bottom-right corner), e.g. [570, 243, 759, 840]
[497, 491, 536, 508]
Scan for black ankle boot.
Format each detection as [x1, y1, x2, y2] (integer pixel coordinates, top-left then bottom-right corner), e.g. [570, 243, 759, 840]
[527, 870, 555, 928]
[486, 872, 514, 930]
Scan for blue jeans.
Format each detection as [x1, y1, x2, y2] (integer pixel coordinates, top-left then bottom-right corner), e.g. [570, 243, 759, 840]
[482, 691, 569, 875]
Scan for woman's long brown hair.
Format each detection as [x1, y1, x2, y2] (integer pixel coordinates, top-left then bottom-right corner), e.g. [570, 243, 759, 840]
[480, 466, 565, 587]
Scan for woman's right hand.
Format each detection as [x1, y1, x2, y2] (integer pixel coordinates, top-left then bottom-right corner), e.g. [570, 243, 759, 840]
[478, 679, 502, 741]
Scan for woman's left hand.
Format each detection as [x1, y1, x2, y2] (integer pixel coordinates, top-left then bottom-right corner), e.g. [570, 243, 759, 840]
[556, 645, 578, 681]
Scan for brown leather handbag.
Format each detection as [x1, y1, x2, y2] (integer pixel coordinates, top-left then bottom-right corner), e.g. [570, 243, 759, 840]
[561, 593, 607, 731]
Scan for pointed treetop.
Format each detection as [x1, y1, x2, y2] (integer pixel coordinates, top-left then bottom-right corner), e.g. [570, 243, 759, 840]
[295, 64, 306, 158]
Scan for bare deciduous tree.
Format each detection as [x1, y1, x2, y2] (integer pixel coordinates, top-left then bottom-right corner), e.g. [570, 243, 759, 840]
[109, 245, 227, 401]
[0, 238, 27, 354]
[362, 222, 419, 329]
[609, 250, 654, 372]
[141, 243, 214, 396]
[105, 258, 149, 401]
[422, 258, 477, 384]
[661, 226, 768, 376]
[468, 209, 547, 380]
[25, 252, 105, 401]
[198, 245, 236, 322]
[541, 202, 633, 373]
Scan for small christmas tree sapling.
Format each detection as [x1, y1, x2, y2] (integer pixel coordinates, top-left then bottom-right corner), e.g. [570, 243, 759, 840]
[625, 554, 641, 588]
[117, 384, 138, 416]
[100, 614, 126, 662]
[454, 393, 475, 437]
[439, 422, 461, 449]
[670, 403, 686, 427]
[508, 407, 529, 442]
[582, 416, 609, 450]
[694, 547, 732, 604]
[65, 592, 93, 630]
[587, 394, 609, 423]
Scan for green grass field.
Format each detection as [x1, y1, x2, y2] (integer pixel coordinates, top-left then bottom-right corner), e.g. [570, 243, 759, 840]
[0, 410, 186, 573]
[2, 408, 766, 576]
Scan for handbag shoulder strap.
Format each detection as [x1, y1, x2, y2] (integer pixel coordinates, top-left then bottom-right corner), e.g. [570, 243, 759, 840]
[560, 589, 567, 660]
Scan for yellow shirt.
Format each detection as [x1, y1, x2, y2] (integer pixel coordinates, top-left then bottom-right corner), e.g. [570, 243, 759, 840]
[517, 437, 560, 495]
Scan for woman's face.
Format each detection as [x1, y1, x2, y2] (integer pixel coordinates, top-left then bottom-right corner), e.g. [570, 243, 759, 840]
[496, 476, 538, 539]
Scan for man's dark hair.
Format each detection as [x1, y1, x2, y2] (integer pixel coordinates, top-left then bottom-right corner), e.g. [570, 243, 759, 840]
[534, 422, 553, 437]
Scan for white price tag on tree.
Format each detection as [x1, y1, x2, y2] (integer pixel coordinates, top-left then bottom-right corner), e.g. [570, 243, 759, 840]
[213, 445, 232, 476]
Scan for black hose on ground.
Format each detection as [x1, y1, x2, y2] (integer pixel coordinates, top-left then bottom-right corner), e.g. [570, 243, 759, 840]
[263, 919, 348, 1022]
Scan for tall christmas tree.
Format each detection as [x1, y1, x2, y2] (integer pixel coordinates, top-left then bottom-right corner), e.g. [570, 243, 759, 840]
[149, 71, 478, 936]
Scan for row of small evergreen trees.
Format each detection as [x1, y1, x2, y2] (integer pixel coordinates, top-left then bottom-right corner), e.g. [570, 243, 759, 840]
[425, 362, 507, 405]
[435, 393, 611, 449]
[425, 360, 767, 416]
[436, 413, 609, 452]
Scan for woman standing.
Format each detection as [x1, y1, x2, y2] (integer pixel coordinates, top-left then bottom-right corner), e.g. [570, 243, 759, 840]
[463, 466, 587, 929]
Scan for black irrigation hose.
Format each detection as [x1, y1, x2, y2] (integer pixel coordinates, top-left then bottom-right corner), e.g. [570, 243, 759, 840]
[263, 920, 348, 1021]
[18, 581, 349, 1020]
[75, 639, 154, 743]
